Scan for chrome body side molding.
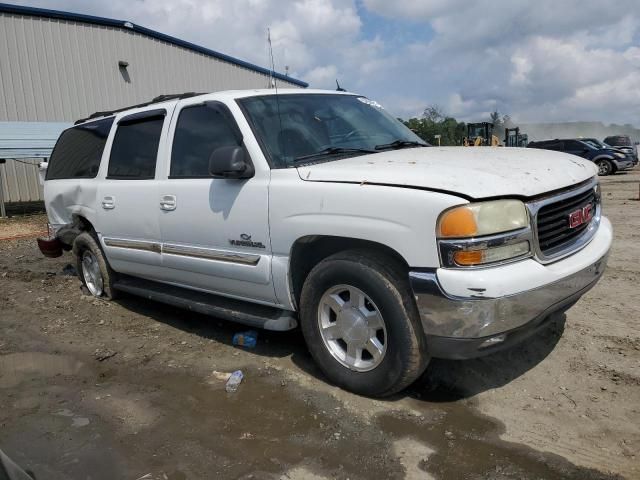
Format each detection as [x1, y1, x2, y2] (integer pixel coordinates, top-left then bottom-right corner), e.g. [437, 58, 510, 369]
[103, 238, 261, 266]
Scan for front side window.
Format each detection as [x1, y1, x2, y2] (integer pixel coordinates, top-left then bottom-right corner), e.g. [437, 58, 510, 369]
[47, 117, 114, 180]
[565, 140, 586, 150]
[107, 115, 164, 179]
[170, 104, 241, 177]
[239, 94, 426, 168]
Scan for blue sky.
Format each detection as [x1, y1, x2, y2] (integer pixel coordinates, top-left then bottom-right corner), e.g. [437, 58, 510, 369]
[10, 0, 640, 126]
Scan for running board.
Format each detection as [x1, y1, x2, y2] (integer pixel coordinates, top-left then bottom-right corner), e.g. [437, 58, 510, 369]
[113, 276, 298, 331]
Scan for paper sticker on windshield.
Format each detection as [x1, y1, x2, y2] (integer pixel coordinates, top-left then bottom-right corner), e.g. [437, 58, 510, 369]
[357, 97, 385, 109]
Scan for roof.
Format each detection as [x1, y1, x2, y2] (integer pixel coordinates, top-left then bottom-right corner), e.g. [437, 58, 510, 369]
[0, 122, 71, 159]
[0, 3, 308, 88]
[75, 89, 356, 125]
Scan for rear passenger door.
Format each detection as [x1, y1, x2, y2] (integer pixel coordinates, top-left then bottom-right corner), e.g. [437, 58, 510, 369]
[155, 99, 276, 304]
[97, 107, 170, 279]
[564, 140, 589, 159]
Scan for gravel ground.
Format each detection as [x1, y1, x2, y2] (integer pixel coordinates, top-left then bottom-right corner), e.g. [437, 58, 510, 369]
[0, 171, 638, 479]
[0, 213, 47, 240]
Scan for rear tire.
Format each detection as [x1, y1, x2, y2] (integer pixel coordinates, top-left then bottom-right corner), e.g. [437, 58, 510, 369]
[299, 250, 429, 397]
[73, 232, 117, 300]
[596, 159, 612, 176]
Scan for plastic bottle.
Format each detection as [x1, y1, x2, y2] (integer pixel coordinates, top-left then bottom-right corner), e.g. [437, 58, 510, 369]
[225, 370, 244, 393]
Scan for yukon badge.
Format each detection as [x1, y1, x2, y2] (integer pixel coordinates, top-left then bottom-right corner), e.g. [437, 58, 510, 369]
[229, 233, 266, 249]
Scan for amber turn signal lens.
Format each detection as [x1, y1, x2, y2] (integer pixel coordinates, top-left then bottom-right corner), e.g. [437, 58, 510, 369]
[453, 250, 484, 266]
[438, 207, 478, 238]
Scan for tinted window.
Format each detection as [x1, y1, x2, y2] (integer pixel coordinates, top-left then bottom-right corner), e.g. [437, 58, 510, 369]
[107, 115, 164, 179]
[533, 141, 562, 150]
[47, 118, 114, 180]
[564, 140, 585, 150]
[239, 94, 425, 168]
[604, 136, 631, 146]
[171, 105, 240, 177]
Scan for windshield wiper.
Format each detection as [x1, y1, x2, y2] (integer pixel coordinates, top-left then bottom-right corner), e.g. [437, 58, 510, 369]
[293, 147, 376, 163]
[374, 139, 428, 150]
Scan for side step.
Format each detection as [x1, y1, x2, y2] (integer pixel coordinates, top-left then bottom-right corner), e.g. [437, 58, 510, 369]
[113, 276, 298, 331]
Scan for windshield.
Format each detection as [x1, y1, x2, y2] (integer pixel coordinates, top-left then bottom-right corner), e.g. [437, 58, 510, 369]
[468, 125, 488, 138]
[238, 94, 427, 167]
[583, 140, 603, 149]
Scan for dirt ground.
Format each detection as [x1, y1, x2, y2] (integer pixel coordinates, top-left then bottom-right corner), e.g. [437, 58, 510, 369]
[0, 171, 639, 480]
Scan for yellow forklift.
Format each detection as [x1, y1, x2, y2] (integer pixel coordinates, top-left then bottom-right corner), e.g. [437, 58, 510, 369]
[504, 127, 529, 147]
[463, 122, 500, 146]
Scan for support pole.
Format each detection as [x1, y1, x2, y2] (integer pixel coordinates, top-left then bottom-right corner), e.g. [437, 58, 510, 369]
[0, 163, 6, 218]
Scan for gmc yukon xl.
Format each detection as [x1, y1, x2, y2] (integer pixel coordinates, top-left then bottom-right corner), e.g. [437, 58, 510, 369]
[39, 90, 612, 397]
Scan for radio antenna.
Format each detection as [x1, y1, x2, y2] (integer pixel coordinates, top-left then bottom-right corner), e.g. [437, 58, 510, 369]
[267, 28, 277, 89]
[267, 28, 285, 160]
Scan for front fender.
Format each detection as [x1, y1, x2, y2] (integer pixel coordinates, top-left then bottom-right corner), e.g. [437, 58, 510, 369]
[268, 171, 467, 268]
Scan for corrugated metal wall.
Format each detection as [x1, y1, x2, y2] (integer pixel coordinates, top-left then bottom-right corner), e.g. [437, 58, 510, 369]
[0, 13, 301, 123]
[0, 12, 302, 205]
[0, 158, 42, 203]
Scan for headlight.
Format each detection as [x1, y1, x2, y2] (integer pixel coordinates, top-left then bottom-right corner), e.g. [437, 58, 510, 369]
[614, 152, 626, 159]
[437, 200, 532, 268]
[437, 200, 529, 238]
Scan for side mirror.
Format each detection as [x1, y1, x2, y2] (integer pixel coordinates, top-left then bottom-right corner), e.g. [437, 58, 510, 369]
[208, 146, 254, 179]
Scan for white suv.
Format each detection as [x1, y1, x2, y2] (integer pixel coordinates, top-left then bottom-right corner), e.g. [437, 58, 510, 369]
[39, 89, 612, 397]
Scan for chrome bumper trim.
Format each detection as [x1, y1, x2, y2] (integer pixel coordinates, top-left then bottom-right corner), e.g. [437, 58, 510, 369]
[409, 253, 608, 338]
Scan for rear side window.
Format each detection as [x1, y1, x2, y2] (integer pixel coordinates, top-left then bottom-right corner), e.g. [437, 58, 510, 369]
[47, 118, 114, 180]
[107, 114, 164, 179]
[542, 141, 563, 151]
[564, 140, 583, 150]
[604, 136, 631, 146]
[170, 105, 241, 177]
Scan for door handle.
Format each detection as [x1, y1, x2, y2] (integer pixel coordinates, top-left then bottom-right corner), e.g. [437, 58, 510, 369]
[102, 196, 115, 209]
[160, 194, 177, 211]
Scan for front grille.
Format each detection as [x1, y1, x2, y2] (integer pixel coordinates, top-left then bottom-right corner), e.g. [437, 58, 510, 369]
[535, 187, 597, 255]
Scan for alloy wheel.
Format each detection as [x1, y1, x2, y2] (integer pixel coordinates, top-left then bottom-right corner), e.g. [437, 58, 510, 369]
[317, 284, 387, 372]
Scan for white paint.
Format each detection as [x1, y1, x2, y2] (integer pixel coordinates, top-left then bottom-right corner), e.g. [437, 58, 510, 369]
[297, 146, 597, 199]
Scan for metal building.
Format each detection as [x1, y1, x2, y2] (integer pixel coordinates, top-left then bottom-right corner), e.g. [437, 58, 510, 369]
[0, 2, 307, 213]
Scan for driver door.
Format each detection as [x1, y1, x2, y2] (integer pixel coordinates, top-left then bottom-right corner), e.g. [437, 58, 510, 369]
[155, 98, 277, 304]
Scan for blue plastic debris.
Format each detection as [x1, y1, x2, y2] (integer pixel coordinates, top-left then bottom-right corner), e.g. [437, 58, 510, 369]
[232, 330, 258, 348]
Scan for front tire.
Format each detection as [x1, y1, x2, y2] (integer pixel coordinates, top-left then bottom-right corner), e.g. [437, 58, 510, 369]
[299, 250, 429, 397]
[596, 159, 613, 176]
[73, 232, 117, 300]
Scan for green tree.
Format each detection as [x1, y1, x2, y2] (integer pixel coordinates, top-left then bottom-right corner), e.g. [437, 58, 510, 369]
[402, 104, 467, 146]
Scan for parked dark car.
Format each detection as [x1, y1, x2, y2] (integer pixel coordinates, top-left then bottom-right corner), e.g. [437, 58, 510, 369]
[603, 135, 638, 165]
[580, 138, 637, 165]
[527, 138, 634, 176]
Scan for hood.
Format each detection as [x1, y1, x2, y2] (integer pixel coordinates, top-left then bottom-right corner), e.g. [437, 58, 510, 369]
[296, 147, 597, 199]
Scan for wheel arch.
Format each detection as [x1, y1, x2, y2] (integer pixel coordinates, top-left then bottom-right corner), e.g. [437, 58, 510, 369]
[592, 155, 615, 162]
[288, 235, 410, 308]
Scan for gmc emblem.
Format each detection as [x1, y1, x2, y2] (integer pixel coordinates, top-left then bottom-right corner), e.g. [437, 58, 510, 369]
[568, 204, 593, 229]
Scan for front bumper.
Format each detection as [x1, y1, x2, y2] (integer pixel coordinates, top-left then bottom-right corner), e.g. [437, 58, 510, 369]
[410, 217, 612, 360]
[613, 158, 635, 170]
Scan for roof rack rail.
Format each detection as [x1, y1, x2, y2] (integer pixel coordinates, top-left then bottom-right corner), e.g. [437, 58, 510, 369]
[74, 92, 204, 125]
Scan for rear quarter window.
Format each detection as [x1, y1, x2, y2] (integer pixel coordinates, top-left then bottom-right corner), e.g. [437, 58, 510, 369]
[46, 118, 114, 180]
[604, 136, 631, 146]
